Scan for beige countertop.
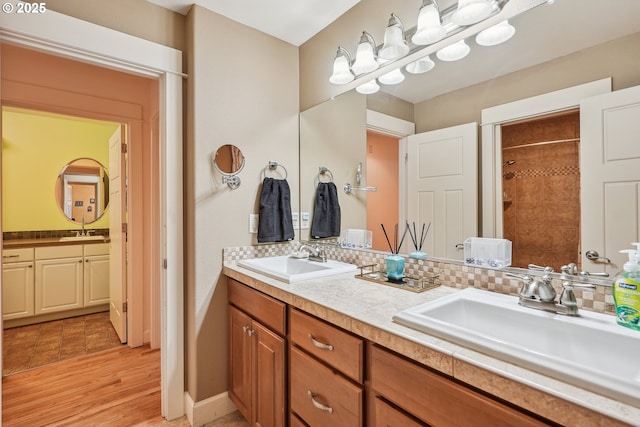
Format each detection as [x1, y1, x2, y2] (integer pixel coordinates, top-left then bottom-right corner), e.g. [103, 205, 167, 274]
[223, 261, 640, 427]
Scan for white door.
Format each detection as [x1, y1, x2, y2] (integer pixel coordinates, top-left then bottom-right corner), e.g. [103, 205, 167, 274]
[581, 85, 640, 274]
[406, 123, 478, 260]
[109, 125, 127, 343]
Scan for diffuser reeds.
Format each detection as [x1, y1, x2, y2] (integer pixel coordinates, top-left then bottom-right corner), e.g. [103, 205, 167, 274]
[381, 223, 409, 254]
[407, 221, 431, 252]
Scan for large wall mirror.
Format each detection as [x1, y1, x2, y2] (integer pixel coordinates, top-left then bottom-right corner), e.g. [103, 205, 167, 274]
[55, 158, 109, 224]
[299, 0, 640, 277]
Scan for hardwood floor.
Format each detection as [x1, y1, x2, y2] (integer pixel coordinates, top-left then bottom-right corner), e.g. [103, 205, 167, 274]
[2, 345, 169, 427]
[2, 344, 250, 427]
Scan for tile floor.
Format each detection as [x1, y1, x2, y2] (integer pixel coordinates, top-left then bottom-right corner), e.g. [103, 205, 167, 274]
[2, 311, 123, 375]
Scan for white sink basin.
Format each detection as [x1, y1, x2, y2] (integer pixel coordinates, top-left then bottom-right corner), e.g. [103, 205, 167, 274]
[393, 288, 640, 406]
[238, 255, 357, 283]
[59, 235, 106, 242]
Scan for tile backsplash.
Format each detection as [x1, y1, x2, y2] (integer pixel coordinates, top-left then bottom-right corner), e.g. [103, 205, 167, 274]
[3, 228, 110, 241]
[223, 242, 615, 315]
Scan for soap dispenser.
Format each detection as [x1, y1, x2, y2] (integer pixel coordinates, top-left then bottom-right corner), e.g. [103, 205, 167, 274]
[612, 243, 640, 331]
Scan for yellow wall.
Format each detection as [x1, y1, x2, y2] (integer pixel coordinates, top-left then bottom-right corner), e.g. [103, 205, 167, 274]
[2, 107, 118, 231]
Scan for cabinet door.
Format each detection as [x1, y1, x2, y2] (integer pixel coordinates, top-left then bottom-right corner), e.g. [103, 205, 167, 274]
[2, 262, 34, 320]
[35, 257, 83, 314]
[84, 255, 110, 306]
[229, 305, 253, 422]
[253, 321, 286, 427]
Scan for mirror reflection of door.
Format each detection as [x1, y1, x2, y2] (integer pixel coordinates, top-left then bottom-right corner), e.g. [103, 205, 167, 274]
[69, 182, 98, 222]
[56, 157, 110, 224]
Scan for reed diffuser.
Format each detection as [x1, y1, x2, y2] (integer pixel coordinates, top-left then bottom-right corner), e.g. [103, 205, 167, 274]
[381, 223, 408, 282]
[407, 222, 431, 260]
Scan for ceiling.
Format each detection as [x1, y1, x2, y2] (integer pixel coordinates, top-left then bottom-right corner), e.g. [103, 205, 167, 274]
[146, 0, 640, 104]
[145, 0, 361, 46]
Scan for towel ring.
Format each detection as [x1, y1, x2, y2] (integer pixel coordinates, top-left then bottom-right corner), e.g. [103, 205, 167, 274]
[262, 161, 288, 180]
[318, 167, 334, 183]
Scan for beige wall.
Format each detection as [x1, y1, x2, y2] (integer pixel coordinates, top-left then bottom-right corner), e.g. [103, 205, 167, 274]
[414, 32, 640, 133]
[185, 5, 299, 400]
[46, 0, 185, 52]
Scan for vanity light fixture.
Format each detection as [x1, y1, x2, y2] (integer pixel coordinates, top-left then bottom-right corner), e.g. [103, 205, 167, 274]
[352, 31, 379, 75]
[329, 46, 355, 84]
[412, 0, 446, 45]
[451, 0, 493, 26]
[356, 78, 381, 95]
[378, 67, 405, 85]
[436, 39, 470, 61]
[475, 20, 515, 46]
[328, 0, 545, 91]
[406, 54, 435, 74]
[378, 14, 409, 61]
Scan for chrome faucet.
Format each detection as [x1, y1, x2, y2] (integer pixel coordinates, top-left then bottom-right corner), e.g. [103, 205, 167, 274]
[299, 243, 327, 263]
[507, 265, 595, 316]
[76, 216, 87, 237]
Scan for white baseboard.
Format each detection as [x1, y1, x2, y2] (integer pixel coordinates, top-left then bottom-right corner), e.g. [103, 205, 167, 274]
[183, 391, 238, 427]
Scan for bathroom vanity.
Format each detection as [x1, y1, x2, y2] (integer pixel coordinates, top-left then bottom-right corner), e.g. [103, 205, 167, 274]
[224, 258, 639, 427]
[2, 239, 110, 327]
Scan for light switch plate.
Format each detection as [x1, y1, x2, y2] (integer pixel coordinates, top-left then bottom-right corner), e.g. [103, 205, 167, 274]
[249, 214, 258, 233]
[292, 212, 299, 229]
[301, 212, 310, 229]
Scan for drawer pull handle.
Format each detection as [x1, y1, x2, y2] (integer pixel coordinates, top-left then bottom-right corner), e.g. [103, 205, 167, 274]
[2, 255, 20, 259]
[308, 333, 334, 351]
[307, 390, 333, 414]
[243, 326, 255, 336]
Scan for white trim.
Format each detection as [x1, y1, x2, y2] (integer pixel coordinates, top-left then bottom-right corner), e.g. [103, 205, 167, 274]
[184, 391, 238, 427]
[480, 78, 612, 238]
[366, 109, 415, 137]
[1, 8, 185, 421]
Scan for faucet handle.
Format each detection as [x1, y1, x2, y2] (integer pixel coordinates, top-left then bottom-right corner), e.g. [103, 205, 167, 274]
[559, 281, 596, 310]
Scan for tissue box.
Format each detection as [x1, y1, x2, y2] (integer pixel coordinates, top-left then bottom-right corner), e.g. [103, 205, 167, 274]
[339, 229, 372, 249]
[463, 237, 512, 269]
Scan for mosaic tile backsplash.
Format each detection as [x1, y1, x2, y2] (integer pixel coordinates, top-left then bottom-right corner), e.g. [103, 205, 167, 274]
[223, 242, 615, 316]
[3, 229, 110, 241]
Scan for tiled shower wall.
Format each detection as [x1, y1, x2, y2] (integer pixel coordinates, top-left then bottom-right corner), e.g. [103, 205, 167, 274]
[223, 242, 614, 315]
[501, 111, 580, 271]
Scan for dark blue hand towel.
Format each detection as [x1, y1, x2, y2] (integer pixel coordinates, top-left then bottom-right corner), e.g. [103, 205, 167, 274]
[311, 182, 341, 238]
[257, 177, 294, 243]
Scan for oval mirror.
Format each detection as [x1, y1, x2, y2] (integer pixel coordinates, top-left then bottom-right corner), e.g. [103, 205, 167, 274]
[55, 158, 109, 224]
[213, 144, 245, 175]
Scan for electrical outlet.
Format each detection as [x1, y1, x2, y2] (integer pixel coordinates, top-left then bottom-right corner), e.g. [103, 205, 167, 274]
[249, 214, 258, 233]
[300, 212, 310, 229]
[292, 212, 299, 229]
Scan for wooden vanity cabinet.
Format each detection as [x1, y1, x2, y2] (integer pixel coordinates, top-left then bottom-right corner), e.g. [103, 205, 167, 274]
[367, 344, 549, 427]
[289, 308, 364, 427]
[228, 279, 286, 427]
[2, 248, 35, 320]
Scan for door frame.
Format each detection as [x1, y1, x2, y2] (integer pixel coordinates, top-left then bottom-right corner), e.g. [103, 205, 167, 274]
[480, 78, 612, 239]
[0, 10, 185, 420]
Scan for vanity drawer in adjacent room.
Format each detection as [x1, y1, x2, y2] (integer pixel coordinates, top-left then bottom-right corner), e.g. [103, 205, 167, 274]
[83, 243, 109, 256]
[290, 308, 363, 383]
[290, 346, 363, 427]
[35, 245, 83, 260]
[2, 248, 34, 263]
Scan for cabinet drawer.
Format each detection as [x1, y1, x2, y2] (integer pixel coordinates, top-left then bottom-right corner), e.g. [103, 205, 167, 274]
[2, 248, 34, 263]
[228, 279, 286, 335]
[290, 308, 363, 383]
[84, 243, 110, 256]
[290, 346, 363, 427]
[373, 397, 425, 427]
[36, 245, 83, 260]
[369, 345, 547, 427]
